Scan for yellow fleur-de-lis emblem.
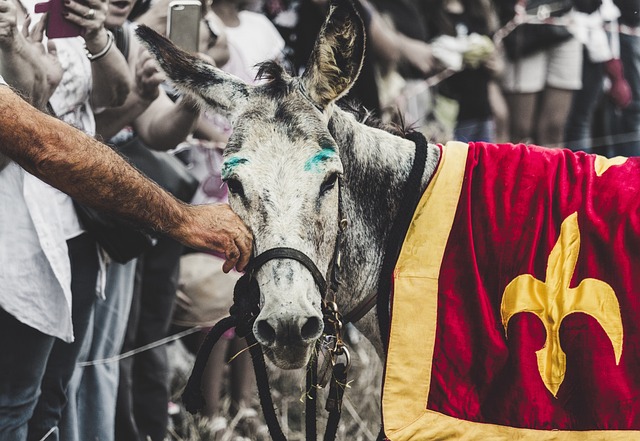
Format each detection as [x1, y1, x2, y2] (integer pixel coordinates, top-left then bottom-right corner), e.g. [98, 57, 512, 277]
[500, 212, 623, 397]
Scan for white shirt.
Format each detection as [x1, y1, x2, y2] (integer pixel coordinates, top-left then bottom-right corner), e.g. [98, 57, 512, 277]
[0, 163, 74, 342]
[222, 11, 285, 81]
[0, 37, 98, 343]
[41, 37, 93, 240]
[0, 74, 6, 86]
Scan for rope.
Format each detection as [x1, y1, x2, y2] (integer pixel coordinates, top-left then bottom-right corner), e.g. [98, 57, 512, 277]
[37, 427, 56, 441]
[401, 11, 640, 91]
[76, 325, 202, 367]
[564, 131, 640, 151]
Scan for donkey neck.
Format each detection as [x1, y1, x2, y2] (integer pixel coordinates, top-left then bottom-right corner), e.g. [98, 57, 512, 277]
[328, 108, 441, 354]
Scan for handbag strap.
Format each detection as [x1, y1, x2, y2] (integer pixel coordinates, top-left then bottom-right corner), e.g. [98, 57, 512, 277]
[113, 22, 131, 60]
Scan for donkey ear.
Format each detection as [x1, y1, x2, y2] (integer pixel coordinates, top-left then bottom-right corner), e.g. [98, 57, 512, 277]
[135, 25, 250, 119]
[300, 0, 365, 110]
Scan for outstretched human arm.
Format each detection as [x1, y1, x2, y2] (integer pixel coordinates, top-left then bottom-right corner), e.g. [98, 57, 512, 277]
[0, 84, 252, 272]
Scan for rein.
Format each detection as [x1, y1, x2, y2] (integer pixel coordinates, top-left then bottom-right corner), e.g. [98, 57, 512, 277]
[181, 131, 428, 440]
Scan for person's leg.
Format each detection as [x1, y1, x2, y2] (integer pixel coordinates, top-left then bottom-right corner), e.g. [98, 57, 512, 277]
[57, 306, 94, 441]
[488, 81, 510, 143]
[228, 336, 255, 415]
[504, 93, 538, 143]
[131, 237, 183, 441]
[564, 47, 605, 152]
[228, 335, 262, 438]
[454, 118, 495, 143]
[536, 87, 576, 147]
[115, 258, 144, 441]
[0, 309, 55, 441]
[201, 334, 231, 418]
[501, 50, 546, 143]
[73, 260, 137, 441]
[27, 233, 99, 441]
[613, 33, 640, 156]
[539, 37, 583, 147]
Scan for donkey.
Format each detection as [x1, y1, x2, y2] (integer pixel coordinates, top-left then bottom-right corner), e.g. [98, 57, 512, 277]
[137, 2, 426, 369]
[137, 1, 640, 438]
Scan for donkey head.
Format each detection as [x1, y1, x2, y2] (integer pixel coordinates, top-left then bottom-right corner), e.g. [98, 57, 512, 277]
[137, 0, 365, 369]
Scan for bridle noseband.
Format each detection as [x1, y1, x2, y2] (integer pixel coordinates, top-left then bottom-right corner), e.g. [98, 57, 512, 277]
[243, 197, 349, 352]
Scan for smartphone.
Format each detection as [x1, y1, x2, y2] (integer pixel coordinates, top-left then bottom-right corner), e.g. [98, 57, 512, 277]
[167, 0, 202, 53]
[34, 0, 83, 39]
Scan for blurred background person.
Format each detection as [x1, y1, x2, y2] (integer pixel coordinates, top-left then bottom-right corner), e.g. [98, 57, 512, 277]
[564, 0, 631, 153]
[0, 0, 130, 438]
[49, 0, 204, 439]
[6, 0, 132, 439]
[417, 0, 503, 143]
[495, 0, 583, 146]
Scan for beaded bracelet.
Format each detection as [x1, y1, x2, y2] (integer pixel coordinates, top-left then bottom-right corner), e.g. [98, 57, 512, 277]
[86, 31, 115, 62]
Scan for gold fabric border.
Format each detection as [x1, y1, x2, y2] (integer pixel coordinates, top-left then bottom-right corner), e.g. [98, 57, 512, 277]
[382, 141, 469, 436]
[390, 409, 638, 440]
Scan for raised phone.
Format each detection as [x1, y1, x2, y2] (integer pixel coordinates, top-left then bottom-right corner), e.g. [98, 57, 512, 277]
[167, 0, 202, 53]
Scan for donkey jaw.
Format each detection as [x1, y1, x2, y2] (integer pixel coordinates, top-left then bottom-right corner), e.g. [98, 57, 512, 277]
[263, 341, 316, 370]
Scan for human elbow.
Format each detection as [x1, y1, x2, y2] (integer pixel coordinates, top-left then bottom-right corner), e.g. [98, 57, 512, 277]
[111, 80, 132, 107]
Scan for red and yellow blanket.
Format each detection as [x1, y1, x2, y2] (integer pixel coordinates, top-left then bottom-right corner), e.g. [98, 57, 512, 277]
[383, 141, 640, 440]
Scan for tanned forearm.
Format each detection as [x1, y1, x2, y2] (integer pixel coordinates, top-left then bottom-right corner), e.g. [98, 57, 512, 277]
[0, 85, 186, 233]
[1, 86, 253, 271]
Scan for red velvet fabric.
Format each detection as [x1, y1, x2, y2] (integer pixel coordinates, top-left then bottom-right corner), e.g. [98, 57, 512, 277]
[427, 142, 640, 430]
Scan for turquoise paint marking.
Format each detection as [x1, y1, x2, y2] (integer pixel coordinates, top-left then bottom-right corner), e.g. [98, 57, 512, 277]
[304, 148, 336, 172]
[221, 157, 249, 179]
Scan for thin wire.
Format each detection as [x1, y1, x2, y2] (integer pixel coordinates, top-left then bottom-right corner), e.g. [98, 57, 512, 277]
[76, 326, 203, 367]
[37, 427, 56, 441]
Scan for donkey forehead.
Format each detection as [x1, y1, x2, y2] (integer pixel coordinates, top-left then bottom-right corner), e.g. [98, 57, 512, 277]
[227, 90, 335, 153]
[224, 92, 341, 174]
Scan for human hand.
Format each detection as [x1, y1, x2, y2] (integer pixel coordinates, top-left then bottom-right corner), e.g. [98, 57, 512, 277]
[173, 203, 252, 273]
[134, 45, 165, 102]
[402, 38, 439, 76]
[23, 15, 63, 98]
[605, 58, 632, 109]
[43, 39, 63, 96]
[482, 48, 504, 77]
[0, 0, 19, 49]
[62, 0, 107, 43]
[463, 34, 495, 69]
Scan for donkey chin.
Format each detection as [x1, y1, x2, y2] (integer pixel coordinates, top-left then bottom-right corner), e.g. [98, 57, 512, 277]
[265, 342, 316, 370]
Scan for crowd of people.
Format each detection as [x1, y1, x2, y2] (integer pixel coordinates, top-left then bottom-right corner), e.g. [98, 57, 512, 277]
[0, 0, 638, 440]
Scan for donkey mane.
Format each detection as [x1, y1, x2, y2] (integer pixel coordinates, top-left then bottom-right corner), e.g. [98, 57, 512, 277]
[254, 61, 294, 99]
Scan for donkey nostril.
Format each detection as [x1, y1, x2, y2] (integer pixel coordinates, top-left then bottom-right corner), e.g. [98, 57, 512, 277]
[300, 316, 323, 341]
[256, 320, 276, 346]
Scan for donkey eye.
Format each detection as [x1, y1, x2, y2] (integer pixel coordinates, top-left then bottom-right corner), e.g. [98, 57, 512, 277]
[226, 178, 245, 197]
[320, 173, 339, 196]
